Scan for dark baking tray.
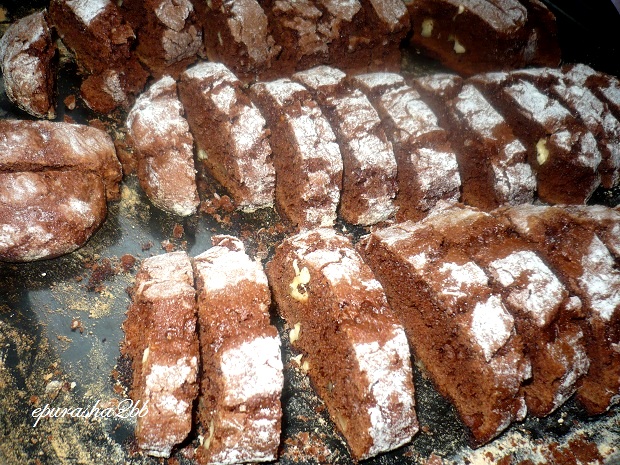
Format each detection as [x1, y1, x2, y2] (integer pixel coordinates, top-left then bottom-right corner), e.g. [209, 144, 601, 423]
[1, 2, 620, 464]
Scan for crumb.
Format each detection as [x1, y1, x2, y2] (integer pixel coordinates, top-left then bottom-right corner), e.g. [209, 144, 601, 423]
[64, 95, 76, 110]
[421, 425, 431, 434]
[0, 7, 8, 22]
[172, 223, 184, 239]
[425, 453, 444, 465]
[120, 254, 136, 272]
[114, 131, 137, 175]
[161, 240, 175, 253]
[70, 318, 84, 334]
[141, 241, 153, 251]
[86, 258, 116, 292]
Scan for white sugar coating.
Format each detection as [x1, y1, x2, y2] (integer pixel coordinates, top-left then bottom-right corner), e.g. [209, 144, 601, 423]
[66, 0, 110, 25]
[547, 328, 590, 411]
[487, 250, 565, 327]
[293, 65, 347, 89]
[454, 84, 505, 139]
[424, 205, 489, 231]
[579, 236, 620, 321]
[102, 71, 126, 105]
[66, 198, 95, 224]
[255, 78, 307, 107]
[288, 109, 342, 166]
[413, 73, 461, 95]
[183, 61, 235, 82]
[505, 80, 571, 131]
[155, 0, 193, 31]
[563, 63, 598, 86]
[220, 336, 283, 405]
[380, 86, 440, 143]
[470, 295, 515, 362]
[438, 0, 526, 30]
[145, 356, 198, 411]
[141, 251, 193, 285]
[319, 0, 361, 21]
[501, 139, 528, 163]
[126, 76, 189, 144]
[492, 162, 536, 205]
[353, 326, 416, 457]
[414, 148, 461, 209]
[567, 206, 620, 257]
[504, 204, 550, 235]
[211, 85, 237, 113]
[3, 173, 44, 203]
[437, 261, 488, 301]
[194, 242, 269, 293]
[555, 84, 605, 131]
[228, 0, 274, 64]
[368, 0, 407, 30]
[576, 131, 602, 170]
[351, 72, 405, 92]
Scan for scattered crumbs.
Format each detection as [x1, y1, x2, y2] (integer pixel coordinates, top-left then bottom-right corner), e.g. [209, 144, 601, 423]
[120, 254, 136, 272]
[282, 431, 332, 463]
[86, 258, 116, 292]
[141, 241, 153, 251]
[70, 318, 84, 334]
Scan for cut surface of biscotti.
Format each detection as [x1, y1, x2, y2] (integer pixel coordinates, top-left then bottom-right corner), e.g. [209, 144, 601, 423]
[193, 236, 283, 465]
[122, 251, 199, 458]
[292, 65, 398, 225]
[358, 215, 530, 445]
[250, 78, 342, 229]
[179, 62, 275, 212]
[267, 228, 418, 460]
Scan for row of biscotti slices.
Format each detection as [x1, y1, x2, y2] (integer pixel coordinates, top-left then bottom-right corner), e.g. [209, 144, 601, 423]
[123, 202, 620, 461]
[1, 0, 558, 118]
[126, 61, 620, 228]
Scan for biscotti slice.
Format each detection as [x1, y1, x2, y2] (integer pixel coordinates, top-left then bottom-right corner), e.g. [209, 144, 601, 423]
[0, 10, 56, 119]
[267, 228, 418, 460]
[519, 0, 561, 68]
[0, 171, 106, 262]
[121, 0, 202, 78]
[126, 76, 200, 216]
[193, 236, 283, 464]
[358, 219, 530, 445]
[500, 204, 620, 415]
[563, 63, 620, 125]
[470, 72, 602, 204]
[122, 251, 199, 458]
[350, 72, 461, 221]
[179, 62, 275, 212]
[409, 73, 463, 127]
[249, 78, 342, 229]
[194, 0, 280, 81]
[0, 119, 122, 200]
[444, 83, 535, 208]
[406, 0, 529, 76]
[292, 66, 397, 225]
[510, 67, 620, 189]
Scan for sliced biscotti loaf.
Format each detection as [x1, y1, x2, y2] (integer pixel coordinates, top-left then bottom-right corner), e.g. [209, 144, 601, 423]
[500, 204, 620, 415]
[126, 76, 200, 216]
[193, 236, 283, 464]
[267, 228, 418, 460]
[179, 62, 275, 212]
[292, 65, 398, 225]
[122, 251, 199, 458]
[350, 72, 461, 221]
[250, 78, 342, 229]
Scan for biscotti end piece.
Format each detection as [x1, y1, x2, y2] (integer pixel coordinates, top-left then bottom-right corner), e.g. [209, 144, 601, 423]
[250, 78, 343, 229]
[179, 62, 275, 212]
[0, 10, 56, 119]
[193, 236, 283, 465]
[126, 76, 200, 216]
[122, 251, 199, 458]
[292, 66, 398, 225]
[267, 228, 418, 460]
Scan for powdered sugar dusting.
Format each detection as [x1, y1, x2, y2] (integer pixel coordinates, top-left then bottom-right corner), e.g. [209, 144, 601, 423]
[380, 86, 440, 143]
[220, 336, 284, 405]
[455, 84, 504, 138]
[470, 295, 515, 362]
[437, 261, 488, 302]
[66, 0, 109, 25]
[293, 65, 347, 89]
[144, 356, 198, 413]
[353, 326, 416, 457]
[578, 236, 620, 321]
[415, 148, 461, 209]
[368, 0, 407, 30]
[487, 250, 565, 327]
[505, 80, 571, 131]
[351, 72, 405, 92]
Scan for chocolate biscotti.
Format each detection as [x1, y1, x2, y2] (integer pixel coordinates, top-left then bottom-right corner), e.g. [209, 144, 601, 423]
[122, 251, 199, 457]
[0, 10, 56, 119]
[267, 228, 418, 460]
[126, 76, 200, 216]
[193, 236, 283, 464]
